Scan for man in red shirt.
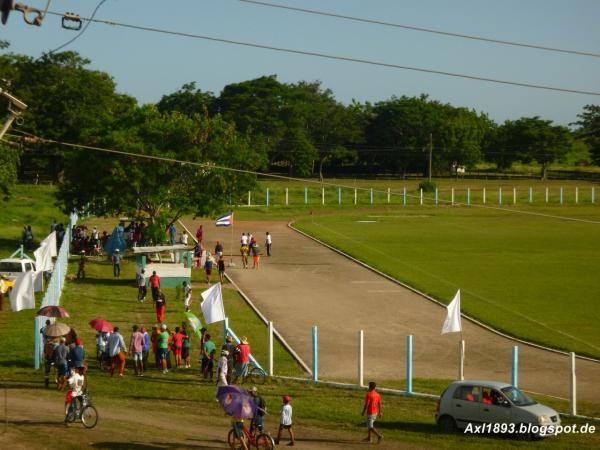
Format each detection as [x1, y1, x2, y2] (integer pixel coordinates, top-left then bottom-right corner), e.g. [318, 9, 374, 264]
[361, 381, 383, 444]
[233, 336, 251, 383]
[149, 271, 160, 304]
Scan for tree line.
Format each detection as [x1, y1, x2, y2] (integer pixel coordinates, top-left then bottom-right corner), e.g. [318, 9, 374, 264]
[0, 49, 598, 220]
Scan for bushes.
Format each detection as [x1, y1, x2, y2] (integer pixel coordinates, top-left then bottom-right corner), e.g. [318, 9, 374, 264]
[418, 180, 437, 193]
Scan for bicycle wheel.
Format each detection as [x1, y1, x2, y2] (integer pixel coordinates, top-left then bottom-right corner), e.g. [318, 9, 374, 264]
[247, 367, 266, 385]
[65, 404, 75, 423]
[227, 429, 235, 448]
[255, 433, 274, 450]
[81, 405, 98, 429]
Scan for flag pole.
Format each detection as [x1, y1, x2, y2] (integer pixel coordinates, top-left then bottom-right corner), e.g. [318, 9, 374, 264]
[229, 212, 234, 266]
[459, 332, 465, 381]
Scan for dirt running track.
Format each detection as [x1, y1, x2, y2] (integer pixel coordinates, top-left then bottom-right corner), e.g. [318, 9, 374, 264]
[185, 220, 600, 404]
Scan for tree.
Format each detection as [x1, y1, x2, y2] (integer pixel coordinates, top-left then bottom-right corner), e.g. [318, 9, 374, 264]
[57, 105, 266, 226]
[157, 82, 216, 116]
[573, 105, 600, 165]
[0, 142, 21, 200]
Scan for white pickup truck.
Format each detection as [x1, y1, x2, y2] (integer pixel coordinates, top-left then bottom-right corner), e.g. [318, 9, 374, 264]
[0, 258, 37, 292]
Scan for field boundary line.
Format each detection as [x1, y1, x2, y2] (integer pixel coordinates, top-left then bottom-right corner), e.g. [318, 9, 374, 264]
[224, 273, 313, 375]
[288, 221, 600, 365]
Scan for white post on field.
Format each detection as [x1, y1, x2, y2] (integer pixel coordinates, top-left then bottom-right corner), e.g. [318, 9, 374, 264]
[354, 188, 357, 205]
[483, 188, 486, 204]
[248, 191, 251, 206]
[575, 187, 579, 204]
[420, 188, 423, 205]
[570, 352, 577, 415]
[322, 187, 325, 205]
[498, 187, 502, 205]
[467, 188, 471, 205]
[403, 187, 407, 206]
[435, 188, 438, 206]
[545, 187, 549, 203]
[387, 187, 391, 203]
[357, 330, 364, 387]
[268, 321, 274, 376]
[513, 187, 517, 205]
[285, 188, 289, 206]
[338, 187, 342, 205]
[451, 188, 455, 205]
[459, 340, 465, 381]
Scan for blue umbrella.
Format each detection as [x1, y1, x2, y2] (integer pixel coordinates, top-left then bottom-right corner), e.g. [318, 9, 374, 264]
[216, 385, 256, 419]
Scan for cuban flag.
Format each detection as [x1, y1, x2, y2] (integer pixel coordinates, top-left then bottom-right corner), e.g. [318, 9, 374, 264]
[215, 212, 234, 227]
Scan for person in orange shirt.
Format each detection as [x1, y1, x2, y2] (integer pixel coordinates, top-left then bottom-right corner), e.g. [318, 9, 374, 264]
[361, 381, 383, 444]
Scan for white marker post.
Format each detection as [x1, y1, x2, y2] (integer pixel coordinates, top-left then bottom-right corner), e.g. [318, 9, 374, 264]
[358, 330, 364, 387]
[451, 188, 455, 206]
[268, 321, 274, 377]
[285, 188, 288, 206]
[459, 340, 465, 381]
[570, 352, 577, 415]
[513, 187, 517, 205]
[248, 191, 251, 206]
[322, 187, 325, 205]
[387, 188, 391, 204]
[483, 188, 486, 204]
[354, 188, 357, 205]
[420, 188, 423, 205]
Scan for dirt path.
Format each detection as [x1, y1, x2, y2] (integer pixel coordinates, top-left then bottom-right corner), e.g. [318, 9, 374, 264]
[184, 219, 600, 404]
[0, 389, 417, 450]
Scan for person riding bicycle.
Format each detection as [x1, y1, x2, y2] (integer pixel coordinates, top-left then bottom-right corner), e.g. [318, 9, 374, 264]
[64, 367, 86, 425]
[231, 416, 249, 450]
[250, 386, 266, 432]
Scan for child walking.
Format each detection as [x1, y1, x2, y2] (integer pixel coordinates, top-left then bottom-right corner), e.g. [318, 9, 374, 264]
[275, 395, 295, 446]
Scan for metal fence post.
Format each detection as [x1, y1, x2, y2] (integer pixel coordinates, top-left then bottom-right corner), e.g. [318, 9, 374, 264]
[435, 188, 438, 206]
[420, 188, 423, 206]
[248, 191, 251, 206]
[304, 188, 308, 205]
[268, 321, 273, 376]
[266, 188, 270, 207]
[570, 352, 577, 415]
[406, 335, 413, 396]
[338, 187, 342, 206]
[322, 187, 325, 205]
[403, 187, 407, 206]
[575, 187, 578, 204]
[592, 186, 596, 204]
[285, 188, 288, 206]
[354, 188, 357, 205]
[224, 317, 229, 344]
[358, 330, 364, 387]
[483, 188, 486, 204]
[467, 188, 471, 205]
[312, 326, 318, 383]
[498, 187, 502, 205]
[560, 187, 564, 205]
[370, 188, 373, 205]
[513, 187, 517, 205]
[387, 188, 390, 204]
[511, 346, 518, 387]
[451, 188, 454, 206]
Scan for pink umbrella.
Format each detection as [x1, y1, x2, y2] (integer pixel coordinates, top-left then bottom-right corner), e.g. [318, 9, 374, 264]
[89, 319, 114, 333]
[37, 305, 70, 318]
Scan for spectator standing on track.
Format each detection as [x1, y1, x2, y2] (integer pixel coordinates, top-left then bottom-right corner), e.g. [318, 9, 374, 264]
[129, 325, 144, 377]
[240, 233, 248, 246]
[195, 225, 203, 243]
[137, 269, 147, 302]
[361, 381, 383, 444]
[275, 395, 295, 446]
[173, 326, 184, 369]
[215, 241, 224, 257]
[149, 271, 160, 304]
[150, 325, 160, 368]
[107, 327, 127, 377]
[43, 338, 57, 388]
[111, 249, 121, 278]
[251, 244, 261, 269]
[265, 232, 272, 256]
[218, 256, 226, 283]
[155, 290, 167, 323]
[240, 243, 249, 269]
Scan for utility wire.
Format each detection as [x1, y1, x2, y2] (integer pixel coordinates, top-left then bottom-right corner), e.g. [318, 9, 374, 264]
[238, 0, 600, 59]
[42, 10, 600, 96]
[6, 130, 600, 225]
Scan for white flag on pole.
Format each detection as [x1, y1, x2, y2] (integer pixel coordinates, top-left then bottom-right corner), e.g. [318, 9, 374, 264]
[34, 242, 53, 272]
[441, 289, 462, 334]
[41, 231, 57, 258]
[9, 271, 36, 312]
[201, 283, 226, 324]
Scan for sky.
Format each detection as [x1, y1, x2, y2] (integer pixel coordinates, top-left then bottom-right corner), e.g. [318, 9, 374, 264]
[2, 0, 599, 126]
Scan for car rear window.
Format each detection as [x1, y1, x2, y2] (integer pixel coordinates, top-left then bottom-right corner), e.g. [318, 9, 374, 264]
[0, 262, 22, 272]
[453, 385, 480, 402]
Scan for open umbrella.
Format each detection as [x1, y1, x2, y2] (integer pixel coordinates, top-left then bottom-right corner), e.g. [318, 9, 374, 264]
[44, 322, 71, 337]
[216, 385, 256, 419]
[37, 305, 70, 318]
[89, 319, 114, 333]
[183, 311, 202, 338]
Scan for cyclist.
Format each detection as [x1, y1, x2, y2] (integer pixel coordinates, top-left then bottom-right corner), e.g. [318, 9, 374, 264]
[64, 367, 86, 425]
[231, 416, 249, 450]
[250, 386, 266, 432]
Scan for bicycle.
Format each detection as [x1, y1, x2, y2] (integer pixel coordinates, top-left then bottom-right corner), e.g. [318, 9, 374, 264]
[234, 363, 267, 386]
[228, 422, 274, 450]
[65, 391, 98, 428]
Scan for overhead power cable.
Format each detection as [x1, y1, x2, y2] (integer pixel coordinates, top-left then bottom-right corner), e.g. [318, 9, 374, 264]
[43, 10, 600, 96]
[238, 0, 600, 59]
[6, 129, 600, 225]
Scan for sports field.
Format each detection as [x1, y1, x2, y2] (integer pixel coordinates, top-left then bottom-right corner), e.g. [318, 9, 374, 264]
[293, 205, 600, 358]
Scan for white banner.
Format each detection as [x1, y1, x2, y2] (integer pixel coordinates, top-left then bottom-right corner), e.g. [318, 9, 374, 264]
[9, 271, 35, 312]
[441, 289, 462, 335]
[200, 283, 225, 324]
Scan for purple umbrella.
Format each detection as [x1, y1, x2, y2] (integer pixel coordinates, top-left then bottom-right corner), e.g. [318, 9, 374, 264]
[216, 385, 256, 419]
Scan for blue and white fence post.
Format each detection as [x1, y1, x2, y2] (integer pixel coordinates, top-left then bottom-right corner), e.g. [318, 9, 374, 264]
[268, 321, 274, 377]
[560, 187, 564, 205]
[266, 188, 270, 207]
[511, 345, 519, 387]
[467, 188, 471, 205]
[370, 188, 373, 205]
[592, 186, 596, 204]
[498, 187, 502, 205]
[312, 325, 318, 383]
[304, 188, 308, 205]
[403, 187, 407, 206]
[358, 330, 364, 387]
[435, 188, 438, 206]
[224, 317, 229, 344]
[338, 187, 342, 206]
[406, 335, 413, 396]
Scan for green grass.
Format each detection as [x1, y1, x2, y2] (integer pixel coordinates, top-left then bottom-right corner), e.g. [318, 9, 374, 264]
[292, 205, 600, 358]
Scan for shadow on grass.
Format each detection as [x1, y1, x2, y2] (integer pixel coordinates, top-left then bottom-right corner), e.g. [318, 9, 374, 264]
[9, 419, 61, 426]
[0, 359, 37, 369]
[377, 421, 439, 434]
[91, 439, 226, 450]
[68, 277, 134, 287]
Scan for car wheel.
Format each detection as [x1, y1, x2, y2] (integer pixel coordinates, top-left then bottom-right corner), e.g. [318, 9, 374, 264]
[438, 415, 457, 433]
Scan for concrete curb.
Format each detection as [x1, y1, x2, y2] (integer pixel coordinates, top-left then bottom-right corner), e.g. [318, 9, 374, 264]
[288, 221, 600, 365]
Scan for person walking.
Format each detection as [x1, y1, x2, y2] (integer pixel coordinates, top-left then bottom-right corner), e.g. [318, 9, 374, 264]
[204, 252, 214, 286]
[168, 223, 176, 245]
[76, 251, 86, 279]
[155, 290, 166, 323]
[129, 325, 145, 377]
[54, 337, 70, 390]
[69, 338, 86, 371]
[137, 269, 147, 302]
[361, 381, 383, 444]
[218, 256, 226, 283]
[217, 349, 229, 387]
[240, 243, 249, 269]
[141, 325, 150, 372]
[275, 395, 295, 446]
[157, 324, 170, 374]
[183, 281, 192, 312]
[149, 271, 160, 304]
[265, 232, 272, 257]
[251, 244, 261, 269]
[112, 249, 121, 278]
[107, 326, 127, 377]
[250, 387, 267, 432]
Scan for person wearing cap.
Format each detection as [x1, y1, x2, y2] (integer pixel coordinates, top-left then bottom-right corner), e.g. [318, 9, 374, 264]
[276, 395, 295, 446]
[221, 335, 236, 383]
[149, 271, 161, 304]
[361, 381, 383, 444]
[155, 289, 167, 323]
[77, 250, 86, 279]
[137, 269, 147, 302]
[201, 334, 216, 380]
[217, 349, 229, 387]
[69, 338, 86, 371]
[250, 387, 266, 433]
[157, 324, 170, 374]
[111, 248, 121, 278]
[233, 336, 251, 383]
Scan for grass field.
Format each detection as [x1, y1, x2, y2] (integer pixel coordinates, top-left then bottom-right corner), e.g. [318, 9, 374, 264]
[1, 184, 600, 448]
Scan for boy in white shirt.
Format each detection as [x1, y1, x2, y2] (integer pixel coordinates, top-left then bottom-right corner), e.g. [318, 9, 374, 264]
[276, 395, 295, 446]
